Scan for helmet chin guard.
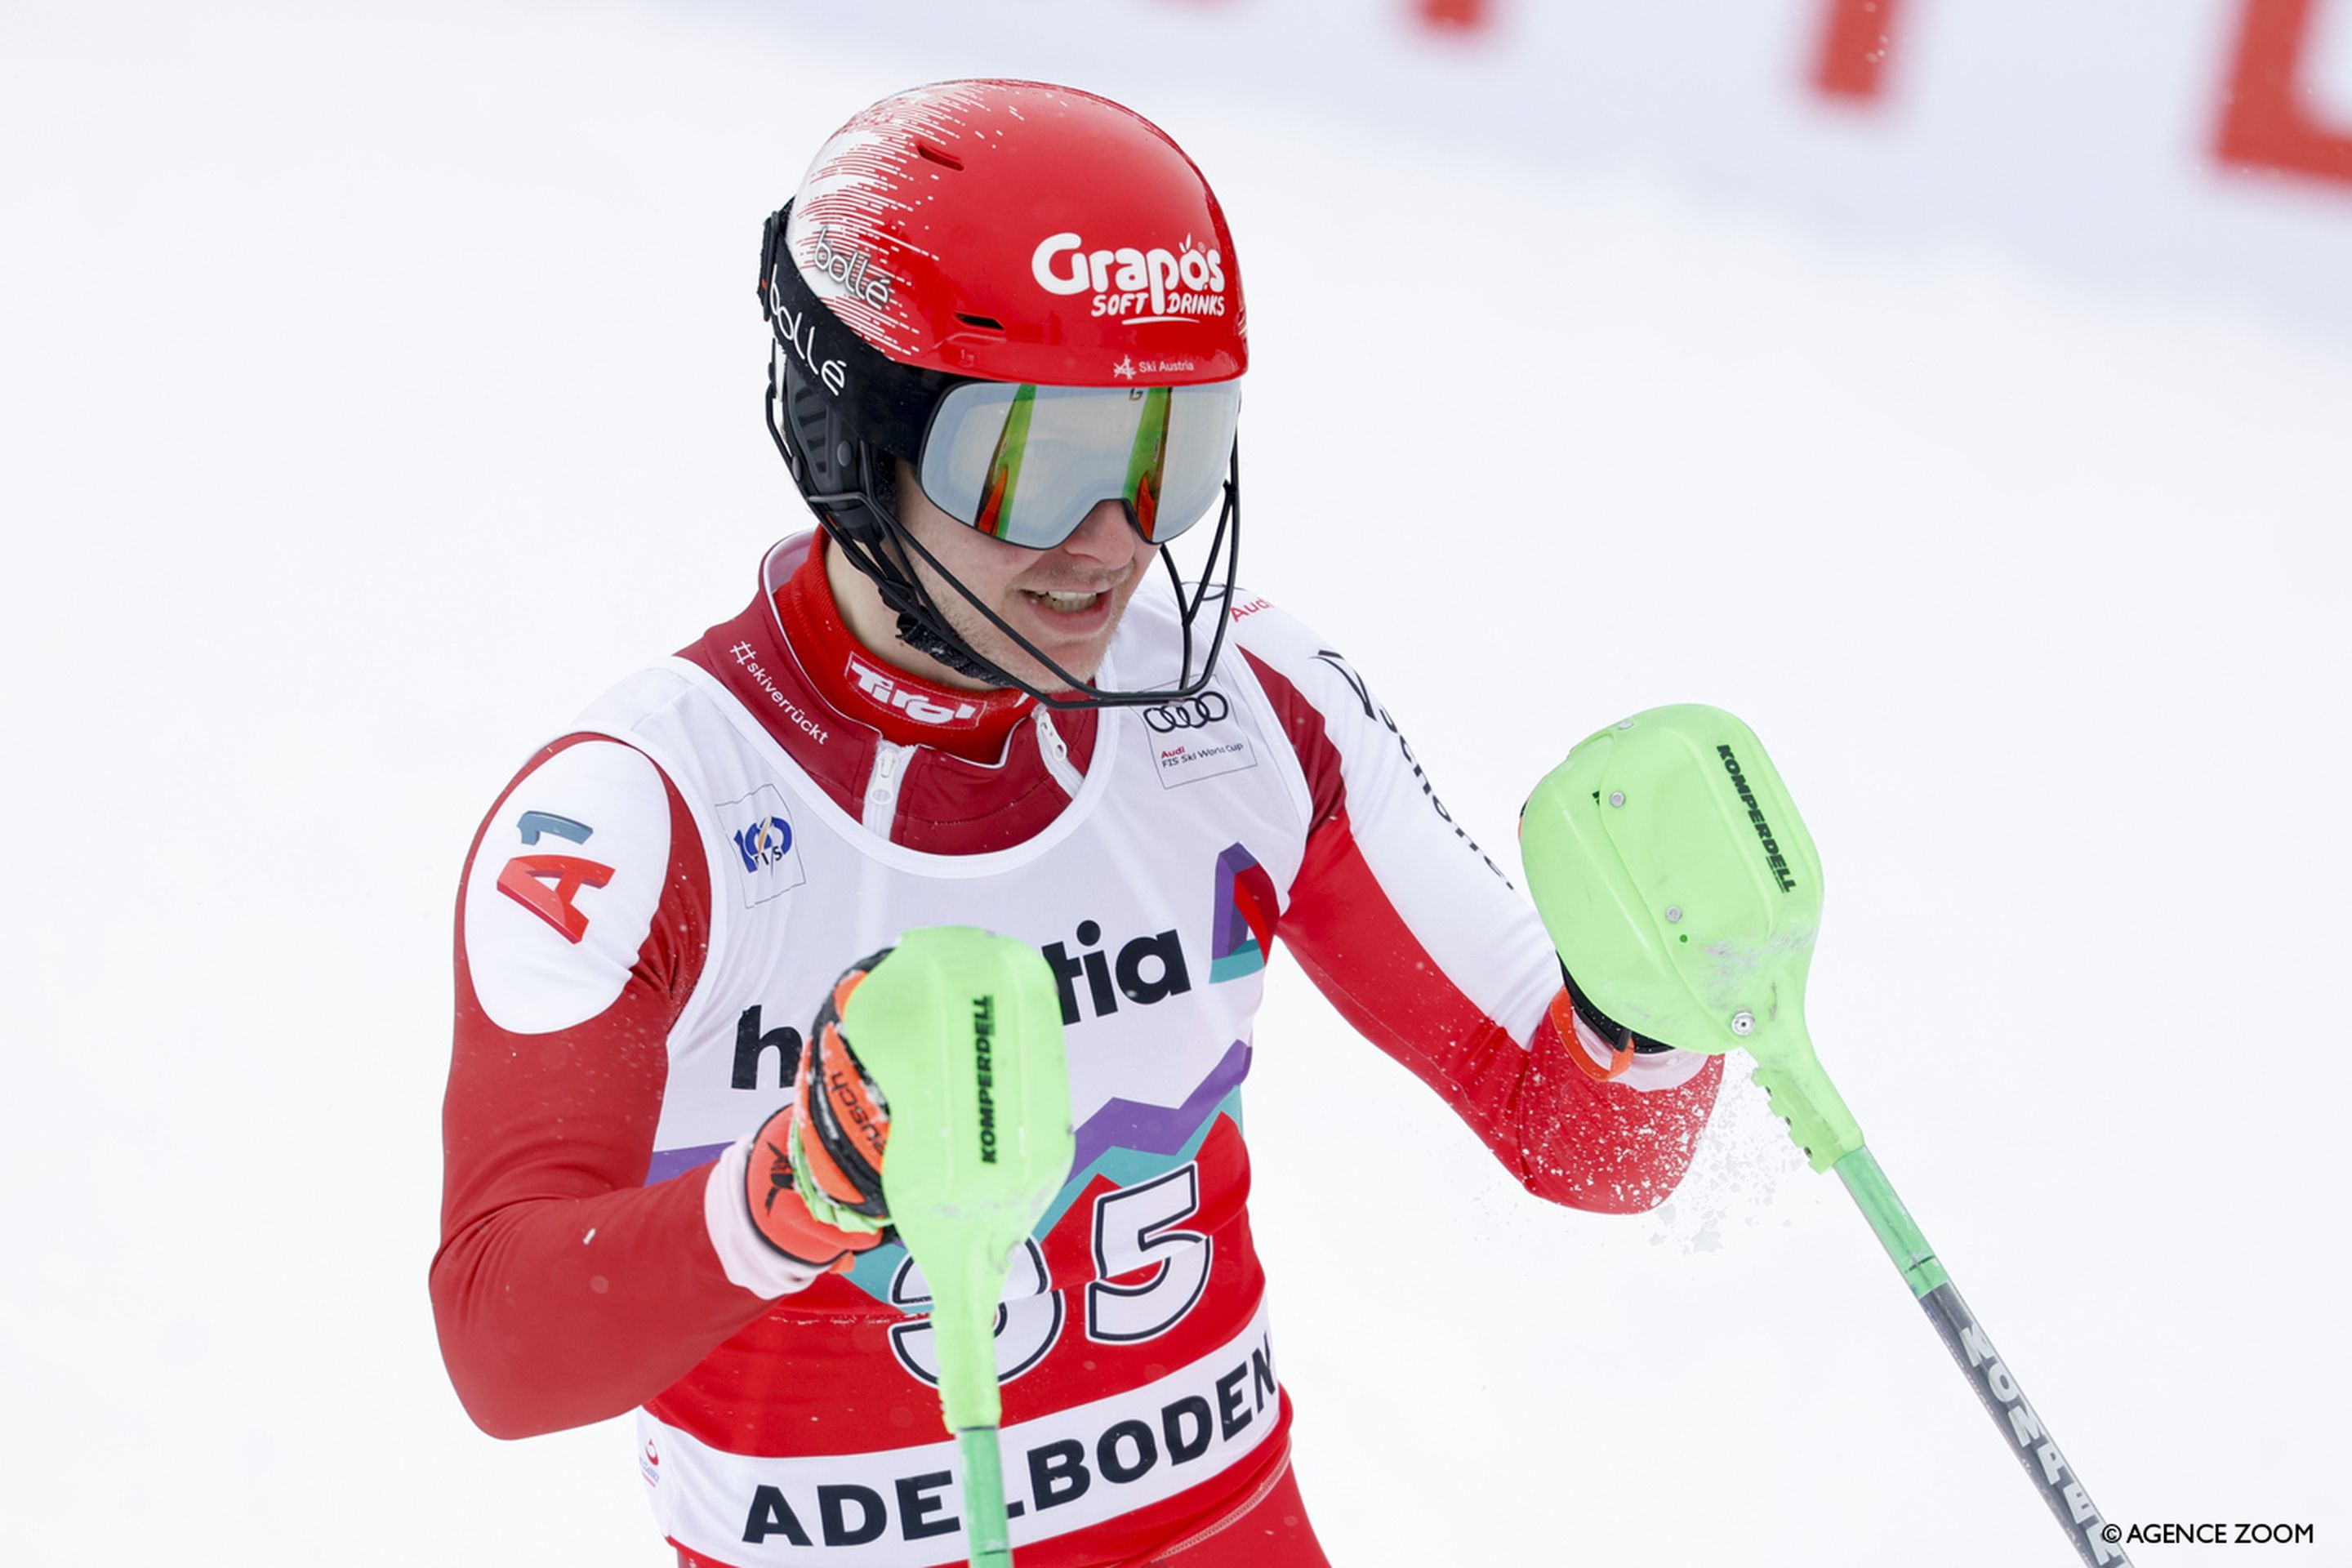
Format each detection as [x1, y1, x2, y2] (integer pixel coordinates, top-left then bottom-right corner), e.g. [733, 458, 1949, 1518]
[755, 81, 1249, 709]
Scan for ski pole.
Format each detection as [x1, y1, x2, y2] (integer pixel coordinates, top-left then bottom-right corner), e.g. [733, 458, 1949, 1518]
[1521, 704, 2131, 1567]
[840, 926, 1076, 1568]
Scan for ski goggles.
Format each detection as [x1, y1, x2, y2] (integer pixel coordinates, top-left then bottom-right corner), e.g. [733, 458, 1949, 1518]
[915, 380, 1242, 550]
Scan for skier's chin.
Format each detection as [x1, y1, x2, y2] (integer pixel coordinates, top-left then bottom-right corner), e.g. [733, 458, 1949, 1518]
[995, 639, 1111, 696]
[978, 609, 1120, 695]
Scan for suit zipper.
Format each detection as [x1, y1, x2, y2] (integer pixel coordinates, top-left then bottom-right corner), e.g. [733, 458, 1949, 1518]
[863, 740, 911, 835]
[1035, 708, 1082, 797]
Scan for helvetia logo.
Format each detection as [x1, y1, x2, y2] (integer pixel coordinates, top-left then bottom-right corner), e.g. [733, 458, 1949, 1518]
[1042, 920, 1192, 1025]
[1209, 844, 1277, 983]
[1031, 232, 1227, 323]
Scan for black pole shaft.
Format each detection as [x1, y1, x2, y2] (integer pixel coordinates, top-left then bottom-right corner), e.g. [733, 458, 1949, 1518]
[1916, 1281, 2131, 1566]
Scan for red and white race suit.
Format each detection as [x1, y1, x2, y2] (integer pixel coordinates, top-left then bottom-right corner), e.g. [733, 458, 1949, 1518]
[433, 532, 1723, 1568]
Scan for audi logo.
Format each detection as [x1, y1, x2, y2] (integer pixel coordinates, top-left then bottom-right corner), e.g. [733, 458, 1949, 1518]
[1142, 693, 1231, 733]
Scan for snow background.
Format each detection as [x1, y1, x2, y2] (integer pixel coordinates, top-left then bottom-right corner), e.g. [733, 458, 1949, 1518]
[4, 0, 2347, 1561]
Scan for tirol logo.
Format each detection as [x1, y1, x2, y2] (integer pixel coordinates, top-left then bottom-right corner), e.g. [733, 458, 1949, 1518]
[1031, 232, 1228, 323]
[1042, 920, 1192, 1026]
[1209, 844, 1277, 984]
[846, 651, 985, 728]
[733, 815, 793, 873]
[1143, 693, 1230, 733]
[808, 225, 893, 310]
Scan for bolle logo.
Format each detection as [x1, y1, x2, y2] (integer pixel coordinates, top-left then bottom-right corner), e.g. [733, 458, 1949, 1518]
[1031, 232, 1228, 324]
[846, 653, 985, 728]
[971, 995, 997, 1165]
[733, 815, 794, 873]
[809, 226, 893, 310]
[1716, 745, 1797, 892]
[771, 293, 847, 397]
[1142, 693, 1230, 733]
[1042, 920, 1192, 1026]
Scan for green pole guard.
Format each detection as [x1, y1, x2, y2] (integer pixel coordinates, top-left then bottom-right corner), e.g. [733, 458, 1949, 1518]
[957, 1428, 1013, 1567]
[1523, 706, 2127, 1566]
[839, 925, 1076, 1560]
[1833, 1147, 1950, 1298]
[1748, 1037, 1864, 1175]
[1520, 703, 1863, 1171]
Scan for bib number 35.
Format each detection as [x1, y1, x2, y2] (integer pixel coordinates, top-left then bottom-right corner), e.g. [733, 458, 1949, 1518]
[889, 1162, 1212, 1387]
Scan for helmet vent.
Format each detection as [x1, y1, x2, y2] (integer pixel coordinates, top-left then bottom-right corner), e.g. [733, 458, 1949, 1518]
[954, 313, 1004, 332]
[915, 142, 964, 171]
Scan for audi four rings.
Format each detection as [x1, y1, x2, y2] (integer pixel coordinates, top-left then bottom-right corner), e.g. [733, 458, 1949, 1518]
[1142, 693, 1231, 733]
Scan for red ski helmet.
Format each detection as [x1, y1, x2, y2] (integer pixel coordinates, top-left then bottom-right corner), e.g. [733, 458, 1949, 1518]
[758, 80, 1247, 706]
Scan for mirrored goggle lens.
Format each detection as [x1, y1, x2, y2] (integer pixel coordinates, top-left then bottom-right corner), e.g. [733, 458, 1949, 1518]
[917, 380, 1242, 549]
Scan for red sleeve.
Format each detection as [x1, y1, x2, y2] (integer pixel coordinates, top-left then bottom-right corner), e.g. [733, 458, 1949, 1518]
[430, 735, 772, 1439]
[1243, 647, 1724, 1215]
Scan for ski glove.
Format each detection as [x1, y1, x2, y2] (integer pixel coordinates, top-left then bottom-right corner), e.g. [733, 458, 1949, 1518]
[1551, 960, 1679, 1082]
[742, 948, 898, 1270]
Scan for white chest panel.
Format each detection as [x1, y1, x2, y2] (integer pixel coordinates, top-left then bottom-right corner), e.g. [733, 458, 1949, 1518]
[576, 657, 1313, 1192]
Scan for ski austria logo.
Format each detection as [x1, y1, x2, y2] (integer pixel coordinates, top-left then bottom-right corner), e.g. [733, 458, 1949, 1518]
[1032, 232, 1227, 323]
[719, 784, 807, 907]
[1209, 843, 1277, 983]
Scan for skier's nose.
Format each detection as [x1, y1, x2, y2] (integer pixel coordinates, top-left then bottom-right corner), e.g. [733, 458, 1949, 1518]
[1056, 498, 1152, 568]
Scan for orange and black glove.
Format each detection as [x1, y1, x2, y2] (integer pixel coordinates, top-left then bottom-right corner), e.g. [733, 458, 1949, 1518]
[1548, 960, 1682, 1082]
[742, 948, 898, 1271]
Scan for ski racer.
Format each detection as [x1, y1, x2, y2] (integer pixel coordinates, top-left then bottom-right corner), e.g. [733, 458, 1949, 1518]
[432, 80, 1725, 1568]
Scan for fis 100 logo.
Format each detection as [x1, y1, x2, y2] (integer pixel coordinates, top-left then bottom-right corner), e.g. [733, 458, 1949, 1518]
[733, 815, 794, 874]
